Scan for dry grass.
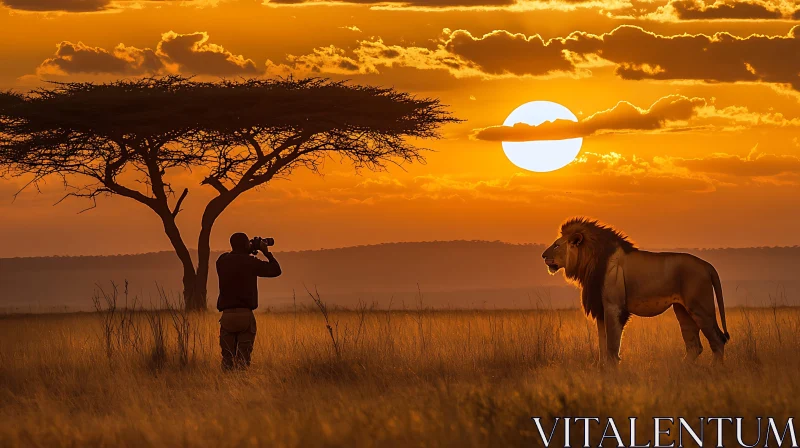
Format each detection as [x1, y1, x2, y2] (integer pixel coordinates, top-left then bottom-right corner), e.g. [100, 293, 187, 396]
[1, 301, 800, 447]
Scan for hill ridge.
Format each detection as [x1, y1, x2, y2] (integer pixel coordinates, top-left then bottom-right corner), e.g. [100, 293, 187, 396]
[4, 239, 800, 261]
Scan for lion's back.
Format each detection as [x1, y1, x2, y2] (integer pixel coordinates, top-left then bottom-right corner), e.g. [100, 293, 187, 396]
[622, 250, 711, 301]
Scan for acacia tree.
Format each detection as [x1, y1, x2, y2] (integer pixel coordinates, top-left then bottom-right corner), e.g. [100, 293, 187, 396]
[0, 76, 458, 310]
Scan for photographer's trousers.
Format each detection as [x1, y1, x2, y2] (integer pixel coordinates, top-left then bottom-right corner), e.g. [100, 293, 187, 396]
[219, 308, 257, 370]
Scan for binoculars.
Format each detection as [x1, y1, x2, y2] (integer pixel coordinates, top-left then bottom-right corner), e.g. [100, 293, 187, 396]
[249, 236, 274, 255]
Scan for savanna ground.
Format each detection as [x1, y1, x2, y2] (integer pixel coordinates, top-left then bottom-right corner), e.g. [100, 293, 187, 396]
[1, 290, 798, 448]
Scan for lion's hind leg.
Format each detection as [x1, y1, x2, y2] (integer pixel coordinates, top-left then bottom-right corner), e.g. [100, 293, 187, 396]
[673, 304, 702, 362]
[685, 286, 726, 364]
[699, 323, 726, 364]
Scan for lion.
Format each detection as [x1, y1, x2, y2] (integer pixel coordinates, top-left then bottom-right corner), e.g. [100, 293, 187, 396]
[541, 217, 730, 365]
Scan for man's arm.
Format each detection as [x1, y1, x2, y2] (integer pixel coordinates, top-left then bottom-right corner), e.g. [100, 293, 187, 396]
[252, 242, 282, 278]
[253, 252, 281, 277]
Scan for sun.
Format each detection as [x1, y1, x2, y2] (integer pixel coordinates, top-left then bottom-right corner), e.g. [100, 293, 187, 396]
[501, 101, 583, 173]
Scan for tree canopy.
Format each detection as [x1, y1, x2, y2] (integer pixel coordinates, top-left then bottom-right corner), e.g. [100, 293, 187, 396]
[0, 76, 459, 309]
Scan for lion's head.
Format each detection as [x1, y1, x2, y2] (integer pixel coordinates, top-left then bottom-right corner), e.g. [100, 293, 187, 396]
[541, 217, 638, 318]
[541, 232, 583, 276]
[542, 217, 636, 280]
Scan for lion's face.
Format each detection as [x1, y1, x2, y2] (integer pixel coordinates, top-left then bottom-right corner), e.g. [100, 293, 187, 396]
[541, 232, 583, 274]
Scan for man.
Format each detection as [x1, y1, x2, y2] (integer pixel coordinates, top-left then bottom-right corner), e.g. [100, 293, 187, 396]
[216, 232, 282, 370]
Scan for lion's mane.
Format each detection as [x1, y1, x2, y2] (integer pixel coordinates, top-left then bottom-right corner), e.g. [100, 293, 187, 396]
[560, 217, 638, 320]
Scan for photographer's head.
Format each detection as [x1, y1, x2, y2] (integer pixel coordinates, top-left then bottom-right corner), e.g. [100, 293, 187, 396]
[230, 232, 250, 253]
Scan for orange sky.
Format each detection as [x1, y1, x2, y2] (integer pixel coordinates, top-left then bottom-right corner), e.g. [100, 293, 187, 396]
[1, 0, 800, 257]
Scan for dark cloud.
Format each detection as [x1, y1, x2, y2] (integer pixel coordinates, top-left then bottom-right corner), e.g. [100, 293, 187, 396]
[444, 30, 574, 77]
[665, 0, 783, 20]
[646, 0, 799, 20]
[474, 95, 706, 141]
[473, 94, 800, 142]
[478, 25, 800, 90]
[573, 25, 800, 91]
[266, 0, 517, 5]
[264, 0, 790, 19]
[266, 30, 584, 79]
[4, 0, 791, 19]
[156, 32, 260, 76]
[34, 32, 257, 77]
[1, 0, 112, 12]
[0, 0, 216, 13]
[270, 26, 800, 91]
[37, 42, 164, 76]
[446, 25, 800, 89]
[262, 0, 616, 9]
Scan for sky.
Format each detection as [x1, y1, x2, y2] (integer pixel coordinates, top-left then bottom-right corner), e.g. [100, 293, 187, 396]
[1, 0, 800, 257]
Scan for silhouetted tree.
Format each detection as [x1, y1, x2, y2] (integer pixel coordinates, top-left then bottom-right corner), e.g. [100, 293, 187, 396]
[0, 76, 459, 310]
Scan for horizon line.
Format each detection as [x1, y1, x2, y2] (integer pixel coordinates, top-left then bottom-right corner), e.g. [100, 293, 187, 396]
[2, 239, 800, 260]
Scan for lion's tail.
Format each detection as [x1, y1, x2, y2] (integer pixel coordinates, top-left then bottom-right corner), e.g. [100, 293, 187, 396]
[707, 263, 730, 342]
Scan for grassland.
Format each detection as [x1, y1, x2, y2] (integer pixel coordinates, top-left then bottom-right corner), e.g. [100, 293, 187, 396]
[1, 301, 799, 447]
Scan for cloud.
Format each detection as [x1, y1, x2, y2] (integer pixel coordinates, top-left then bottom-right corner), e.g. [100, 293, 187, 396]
[672, 149, 800, 177]
[473, 94, 800, 141]
[0, 0, 220, 12]
[156, 31, 259, 76]
[29, 25, 800, 95]
[261, 147, 800, 207]
[569, 149, 800, 190]
[474, 95, 707, 141]
[267, 45, 378, 76]
[265, 0, 516, 7]
[5, 0, 792, 19]
[262, 0, 631, 12]
[569, 26, 800, 91]
[416, 169, 714, 197]
[265, 26, 800, 91]
[261, 0, 794, 19]
[573, 148, 800, 189]
[36, 42, 164, 76]
[564, 152, 716, 193]
[33, 31, 256, 77]
[442, 29, 580, 77]
[355, 176, 407, 191]
[1, 0, 113, 12]
[267, 154, 718, 205]
[266, 37, 481, 78]
[644, 0, 798, 21]
[266, 30, 596, 80]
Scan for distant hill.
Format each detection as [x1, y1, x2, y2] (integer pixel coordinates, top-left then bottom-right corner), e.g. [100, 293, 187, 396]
[1, 241, 798, 312]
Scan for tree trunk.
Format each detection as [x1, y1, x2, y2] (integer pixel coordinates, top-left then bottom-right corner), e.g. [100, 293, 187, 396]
[194, 222, 214, 312]
[182, 265, 204, 311]
[158, 211, 204, 311]
[194, 195, 235, 312]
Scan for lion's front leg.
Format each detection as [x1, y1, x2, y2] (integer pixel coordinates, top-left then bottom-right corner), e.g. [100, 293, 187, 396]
[602, 260, 627, 366]
[596, 317, 607, 365]
[604, 306, 626, 365]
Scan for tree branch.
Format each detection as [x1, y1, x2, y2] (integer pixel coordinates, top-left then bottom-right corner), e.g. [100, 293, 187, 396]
[101, 161, 156, 208]
[232, 132, 312, 192]
[245, 134, 265, 159]
[141, 140, 170, 205]
[201, 176, 229, 194]
[172, 188, 189, 218]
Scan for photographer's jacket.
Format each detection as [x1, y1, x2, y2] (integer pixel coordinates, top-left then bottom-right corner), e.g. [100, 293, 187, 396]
[216, 251, 282, 311]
